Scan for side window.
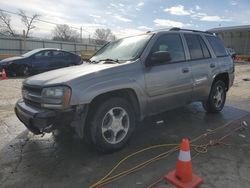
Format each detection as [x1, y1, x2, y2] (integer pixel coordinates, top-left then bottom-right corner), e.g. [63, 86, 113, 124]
[34, 51, 51, 58]
[34, 51, 44, 58]
[198, 36, 211, 58]
[205, 36, 228, 57]
[62, 52, 71, 58]
[151, 34, 185, 63]
[53, 51, 64, 57]
[184, 34, 203, 60]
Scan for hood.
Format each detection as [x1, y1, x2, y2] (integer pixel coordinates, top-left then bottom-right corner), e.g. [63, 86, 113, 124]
[0, 56, 26, 63]
[24, 63, 121, 86]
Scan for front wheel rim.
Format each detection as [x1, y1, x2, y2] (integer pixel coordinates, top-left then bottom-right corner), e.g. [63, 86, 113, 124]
[23, 66, 29, 76]
[213, 85, 224, 108]
[101, 107, 130, 144]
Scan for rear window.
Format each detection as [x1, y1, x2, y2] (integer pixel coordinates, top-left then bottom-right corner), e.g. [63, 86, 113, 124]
[205, 36, 228, 57]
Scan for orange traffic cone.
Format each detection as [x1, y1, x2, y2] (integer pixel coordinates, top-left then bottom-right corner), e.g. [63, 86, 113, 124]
[164, 138, 203, 188]
[1, 68, 7, 80]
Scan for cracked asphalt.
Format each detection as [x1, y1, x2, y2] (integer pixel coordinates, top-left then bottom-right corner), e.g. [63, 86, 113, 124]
[0, 63, 250, 188]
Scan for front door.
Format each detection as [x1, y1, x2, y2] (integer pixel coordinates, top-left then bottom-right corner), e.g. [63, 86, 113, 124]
[31, 50, 52, 73]
[144, 33, 193, 115]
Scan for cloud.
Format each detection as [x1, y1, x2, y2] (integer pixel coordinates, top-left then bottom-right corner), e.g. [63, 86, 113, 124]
[109, 3, 118, 8]
[154, 19, 185, 28]
[114, 15, 132, 22]
[195, 5, 201, 10]
[137, 2, 144, 6]
[105, 11, 112, 15]
[138, 26, 153, 30]
[113, 28, 144, 38]
[119, 3, 124, 7]
[191, 12, 231, 22]
[163, 4, 231, 23]
[89, 14, 101, 18]
[231, 0, 238, 5]
[200, 15, 231, 22]
[164, 5, 191, 16]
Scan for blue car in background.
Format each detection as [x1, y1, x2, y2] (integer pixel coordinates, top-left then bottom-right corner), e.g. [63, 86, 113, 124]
[0, 48, 83, 76]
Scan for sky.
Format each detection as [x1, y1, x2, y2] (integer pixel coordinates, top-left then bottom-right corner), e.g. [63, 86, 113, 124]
[0, 0, 250, 39]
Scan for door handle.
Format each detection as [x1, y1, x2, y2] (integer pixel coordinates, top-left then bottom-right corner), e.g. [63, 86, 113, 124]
[182, 68, 189, 73]
[210, 63, 216, 68]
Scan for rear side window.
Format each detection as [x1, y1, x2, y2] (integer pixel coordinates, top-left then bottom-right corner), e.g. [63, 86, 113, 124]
[205, 36, 227, 57]
[53, 51, 64, 57]
[198, 36, 211, 58]
[151, 34, 185, 63]
[184, 34, 203, 60]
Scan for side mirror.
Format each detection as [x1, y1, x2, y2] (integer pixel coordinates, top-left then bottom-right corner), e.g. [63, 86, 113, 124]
[146, 51, 171, 67]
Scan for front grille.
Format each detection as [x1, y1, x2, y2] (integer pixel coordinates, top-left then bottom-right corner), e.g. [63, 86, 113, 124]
[23, 85, 42, 95]
[22, 85, 43, 108]
[24, 99, 41, 108]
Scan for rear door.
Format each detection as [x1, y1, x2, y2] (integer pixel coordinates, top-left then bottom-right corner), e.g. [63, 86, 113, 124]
[183, 34, 215, 101]
[49, 50, 67, 70]
[144, 33, 193, 114]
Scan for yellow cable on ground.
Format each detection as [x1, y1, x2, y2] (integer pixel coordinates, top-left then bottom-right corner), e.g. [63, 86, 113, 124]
[89, 118, 245, 188]
[90, 143, 209, 188]
[89, 144, 180, 188]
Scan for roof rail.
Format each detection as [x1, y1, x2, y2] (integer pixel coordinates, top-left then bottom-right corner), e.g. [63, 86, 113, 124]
[169, 27, 214, 35]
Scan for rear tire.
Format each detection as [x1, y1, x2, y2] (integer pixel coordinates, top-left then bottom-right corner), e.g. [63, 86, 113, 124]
[203, 80, 226, 113]
[87, 97, 135, 152]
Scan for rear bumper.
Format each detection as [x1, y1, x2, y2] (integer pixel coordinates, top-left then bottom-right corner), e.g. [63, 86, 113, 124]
[15, 99, 74, 134]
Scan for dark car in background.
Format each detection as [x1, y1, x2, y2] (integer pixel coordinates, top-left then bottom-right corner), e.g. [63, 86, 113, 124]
[0, 48, 82, 76]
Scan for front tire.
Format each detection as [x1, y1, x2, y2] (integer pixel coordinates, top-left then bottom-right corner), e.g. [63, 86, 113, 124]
[19, 65, 30, 76]
[203, 80, 226, 113]
[88, 98, 135, 152]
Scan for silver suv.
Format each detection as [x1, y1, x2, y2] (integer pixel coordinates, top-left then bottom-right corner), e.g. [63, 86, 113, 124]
[15, 28, 234, 152]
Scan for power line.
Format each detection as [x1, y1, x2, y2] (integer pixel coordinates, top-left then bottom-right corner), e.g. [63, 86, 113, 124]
[0, 8, 90, 34]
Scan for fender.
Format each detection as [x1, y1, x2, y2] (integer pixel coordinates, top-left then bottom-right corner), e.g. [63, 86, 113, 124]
[71, 76, 148, 119]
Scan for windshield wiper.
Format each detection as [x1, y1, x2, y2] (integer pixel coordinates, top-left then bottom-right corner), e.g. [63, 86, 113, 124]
[98, 58, 120, 64]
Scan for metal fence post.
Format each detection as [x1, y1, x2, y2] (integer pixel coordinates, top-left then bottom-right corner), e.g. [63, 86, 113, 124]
[19, 38, 22, 55]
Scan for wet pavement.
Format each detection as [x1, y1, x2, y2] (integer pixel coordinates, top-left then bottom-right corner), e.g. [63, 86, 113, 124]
[0, 63, 250, 188]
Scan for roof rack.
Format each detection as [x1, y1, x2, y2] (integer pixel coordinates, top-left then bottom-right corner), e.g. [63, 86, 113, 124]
[169, 27, 214, 35]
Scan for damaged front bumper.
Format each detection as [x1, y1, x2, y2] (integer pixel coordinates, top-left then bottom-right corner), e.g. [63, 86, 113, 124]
[15, 99, 75, 134]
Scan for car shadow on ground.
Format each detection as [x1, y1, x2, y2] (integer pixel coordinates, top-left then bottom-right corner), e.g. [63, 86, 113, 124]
[0, 102, 249, 188]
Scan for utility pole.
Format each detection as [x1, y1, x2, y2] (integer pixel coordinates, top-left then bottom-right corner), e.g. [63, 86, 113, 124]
[80, 26, 82, 43]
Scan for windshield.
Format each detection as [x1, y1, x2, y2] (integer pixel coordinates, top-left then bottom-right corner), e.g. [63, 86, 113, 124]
[22, 49, 43, 57]
[90, 34, 152, 63]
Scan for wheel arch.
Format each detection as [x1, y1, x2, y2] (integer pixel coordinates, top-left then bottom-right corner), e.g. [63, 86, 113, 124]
[87, 88, 141, 121]
[212, 72, 229, 91]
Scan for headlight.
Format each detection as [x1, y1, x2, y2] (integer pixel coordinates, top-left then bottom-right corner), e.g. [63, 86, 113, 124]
[41, 86, 71, 109]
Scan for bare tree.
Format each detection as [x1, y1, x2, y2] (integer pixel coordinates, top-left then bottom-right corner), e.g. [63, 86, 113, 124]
[0, 10, 16, 37]
[52, 24, 79, 42]
[18, 9, 40, 38]
[93, 28, 116, 45]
